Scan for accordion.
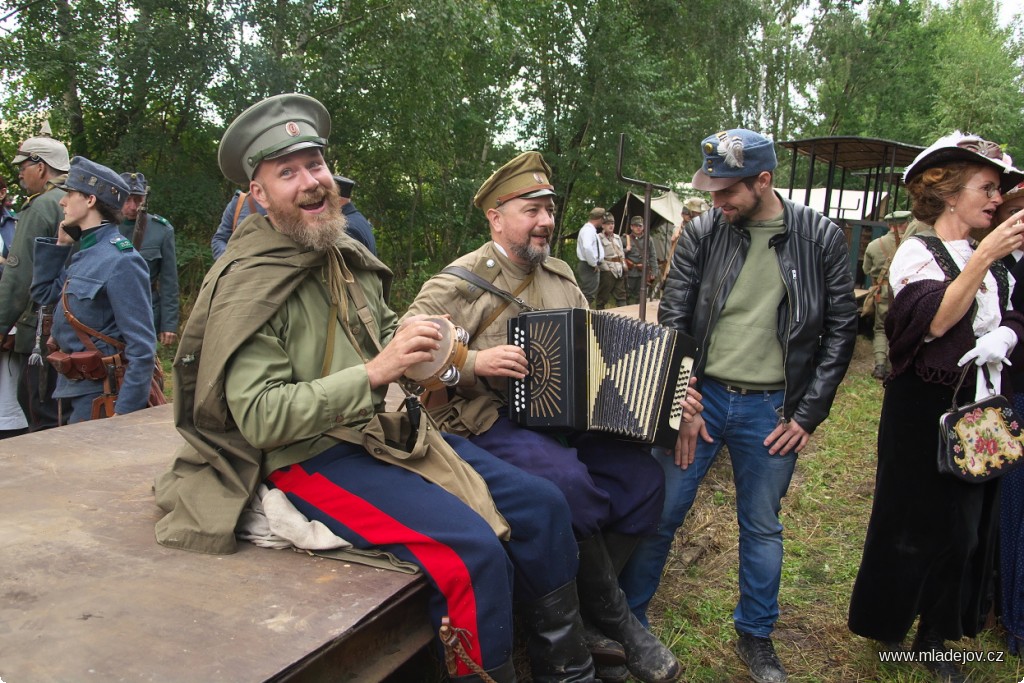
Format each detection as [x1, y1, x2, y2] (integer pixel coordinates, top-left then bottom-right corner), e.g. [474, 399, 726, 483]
[507, 308, 698, 447]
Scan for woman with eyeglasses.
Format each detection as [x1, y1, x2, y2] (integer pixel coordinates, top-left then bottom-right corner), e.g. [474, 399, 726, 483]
[848, 132, 1024, 681]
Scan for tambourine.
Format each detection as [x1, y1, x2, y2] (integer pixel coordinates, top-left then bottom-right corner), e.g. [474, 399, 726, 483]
[403, 317, 470, 392]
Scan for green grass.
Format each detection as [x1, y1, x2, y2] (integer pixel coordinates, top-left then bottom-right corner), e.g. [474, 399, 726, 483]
[647, 336, 1024, 682]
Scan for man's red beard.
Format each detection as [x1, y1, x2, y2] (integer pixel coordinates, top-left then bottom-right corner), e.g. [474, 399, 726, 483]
[266, 183, 348, 251]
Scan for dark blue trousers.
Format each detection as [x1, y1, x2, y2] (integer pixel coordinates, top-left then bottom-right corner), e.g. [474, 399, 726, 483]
[469, 416, 665, 538]
[268, 433, 576, 674]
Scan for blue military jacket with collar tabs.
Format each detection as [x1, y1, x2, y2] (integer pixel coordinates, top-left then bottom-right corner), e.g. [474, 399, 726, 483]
[31, 222, 157, 414]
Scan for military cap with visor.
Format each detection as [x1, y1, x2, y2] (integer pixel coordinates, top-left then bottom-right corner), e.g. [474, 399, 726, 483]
[120, 171, 149, 196]
[682, 196, 710, 215]
[12, 133, 71, 173]
[473, 151, 556, 211]
[691, 128, 777, 192]
[218, 93, 331, 185]
[58, 156, 131, 211]
[883, 210, 912, 223]
[903, 131, 1024, 194]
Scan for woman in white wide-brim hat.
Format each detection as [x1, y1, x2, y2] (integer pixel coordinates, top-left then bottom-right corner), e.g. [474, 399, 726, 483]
[849, 132, 1024, 681]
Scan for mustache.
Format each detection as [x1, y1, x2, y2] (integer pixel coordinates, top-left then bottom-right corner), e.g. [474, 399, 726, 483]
[297, 186, 328, 206]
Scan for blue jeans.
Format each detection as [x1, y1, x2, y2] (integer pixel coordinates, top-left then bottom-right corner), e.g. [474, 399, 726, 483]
[619, 379, 797, 637]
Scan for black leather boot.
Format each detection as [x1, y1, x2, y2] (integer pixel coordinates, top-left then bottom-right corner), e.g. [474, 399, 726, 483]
[450, 658, 517, 682]
[910, 626, 967, 683]
[521, 581, 597, 682]
[582, 617, 626, 664]
[603, 531, 641, 575]
[576, 535, 681, 683]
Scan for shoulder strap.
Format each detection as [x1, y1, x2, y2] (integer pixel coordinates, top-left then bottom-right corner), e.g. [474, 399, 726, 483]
[914, 234, 1010, 312]
[231, 192, 250, 233]
[441, 266, 537, 313]
[915, 235, 960, 281]
[441, 265, 537, 343]
[61, 283, 125, 352]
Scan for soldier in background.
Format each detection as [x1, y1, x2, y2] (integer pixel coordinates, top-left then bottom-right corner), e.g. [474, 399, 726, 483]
[596, 213, 627, 309]
[119, 172, 179, 346]
[649, 217, 673, 292]
[623, 215, 656, 305]
[862, 210, 910, 379]
[0, 125, 70, 430]
[0, 175, 29, 438]
[666, 197, 709, 282]
[0, 176, 15, 274]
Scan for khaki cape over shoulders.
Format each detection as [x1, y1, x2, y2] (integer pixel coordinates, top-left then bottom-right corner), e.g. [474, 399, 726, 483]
[155, 215, 507, 554]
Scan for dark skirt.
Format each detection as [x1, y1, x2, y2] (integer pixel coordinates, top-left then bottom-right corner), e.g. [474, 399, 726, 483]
[1001, 392, 1024, 653]
[848, 370, 1000, 642]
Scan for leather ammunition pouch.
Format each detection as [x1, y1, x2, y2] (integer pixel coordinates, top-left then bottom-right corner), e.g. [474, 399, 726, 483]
[46, 349, 108, 381]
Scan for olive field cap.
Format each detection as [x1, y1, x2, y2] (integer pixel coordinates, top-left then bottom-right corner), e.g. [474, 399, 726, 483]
[683, 197, 709, 214]
[630, 216, 643, 225]
[12, 134, 71, 172]
[692, 128, 777, 192]
[473, 151, 556, 210]
[589, 207, 606, 220]
[58, 156, 131, 211]
[903, 131, 1024, 194]
[602, 213, 615, 224]
[120, 171, 149, 196]
[218, 93, 331, 185]
[884, 210, 912, 222]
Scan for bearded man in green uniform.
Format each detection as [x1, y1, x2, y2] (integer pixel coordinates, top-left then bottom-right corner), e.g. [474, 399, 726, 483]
[406, 152, 680, 683]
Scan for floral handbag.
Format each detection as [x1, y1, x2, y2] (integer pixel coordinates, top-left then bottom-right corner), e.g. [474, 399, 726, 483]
[938, 365, 1024, 483]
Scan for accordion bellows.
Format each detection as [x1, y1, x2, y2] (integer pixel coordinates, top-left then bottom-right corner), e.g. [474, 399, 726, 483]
[508, 308, 698, 447]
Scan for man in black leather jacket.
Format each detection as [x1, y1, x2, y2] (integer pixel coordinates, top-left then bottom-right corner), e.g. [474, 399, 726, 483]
[620, 128, 857, 683]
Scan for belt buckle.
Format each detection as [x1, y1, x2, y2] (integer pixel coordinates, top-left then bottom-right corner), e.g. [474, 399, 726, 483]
[724, 383, 750, 395]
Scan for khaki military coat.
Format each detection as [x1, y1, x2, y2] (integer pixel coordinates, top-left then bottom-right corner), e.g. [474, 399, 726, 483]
[405, 241, 586, 436]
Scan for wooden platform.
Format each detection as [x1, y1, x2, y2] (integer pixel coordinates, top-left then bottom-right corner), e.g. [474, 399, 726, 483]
[0, 404, 430, 682]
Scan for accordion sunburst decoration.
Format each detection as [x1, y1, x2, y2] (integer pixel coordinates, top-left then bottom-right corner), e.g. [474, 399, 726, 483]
[508, 308, 698, 447]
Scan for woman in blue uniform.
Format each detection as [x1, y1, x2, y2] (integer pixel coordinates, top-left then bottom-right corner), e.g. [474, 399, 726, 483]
[31, 156, 156, 423]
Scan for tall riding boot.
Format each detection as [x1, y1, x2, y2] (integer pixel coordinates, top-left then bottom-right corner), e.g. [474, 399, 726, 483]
[603, 531, 641, 575]
[576, 535, 681, 683]
[521, 581, 597, 682]
[450, 658, 517, 683]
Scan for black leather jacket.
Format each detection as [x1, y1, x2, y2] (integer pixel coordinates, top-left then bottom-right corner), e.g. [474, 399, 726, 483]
[660, 193, 858, 433]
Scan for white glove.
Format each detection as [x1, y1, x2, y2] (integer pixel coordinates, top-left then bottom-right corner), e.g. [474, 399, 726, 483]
[958, 326, 1017, 370]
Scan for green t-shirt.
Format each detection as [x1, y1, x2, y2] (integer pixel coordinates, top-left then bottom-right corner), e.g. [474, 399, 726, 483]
[704, 215, 786, 389]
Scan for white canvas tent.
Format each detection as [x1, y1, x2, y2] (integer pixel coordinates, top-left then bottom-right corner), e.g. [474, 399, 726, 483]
[607, 190, 684, 235]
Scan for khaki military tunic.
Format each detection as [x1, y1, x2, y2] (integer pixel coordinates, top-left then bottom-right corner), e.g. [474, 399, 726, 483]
[405, 241, 586, 435]
[863, 231, 899, 364]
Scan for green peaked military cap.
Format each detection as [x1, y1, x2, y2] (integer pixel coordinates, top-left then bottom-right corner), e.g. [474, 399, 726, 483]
[883, 210, 912, 222]
[218, 93, 331, 185]
[473, 151, 556, 211]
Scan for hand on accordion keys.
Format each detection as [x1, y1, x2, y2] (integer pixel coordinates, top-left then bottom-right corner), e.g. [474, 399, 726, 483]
[674, 376, 711, 469]
[474, 344, 528, 380]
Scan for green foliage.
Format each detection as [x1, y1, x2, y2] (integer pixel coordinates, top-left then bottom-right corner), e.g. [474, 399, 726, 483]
[1, 0, 1022, 311]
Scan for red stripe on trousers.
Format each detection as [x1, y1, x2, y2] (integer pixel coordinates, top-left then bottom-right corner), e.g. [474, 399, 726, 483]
[268, 465, 483, 674]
